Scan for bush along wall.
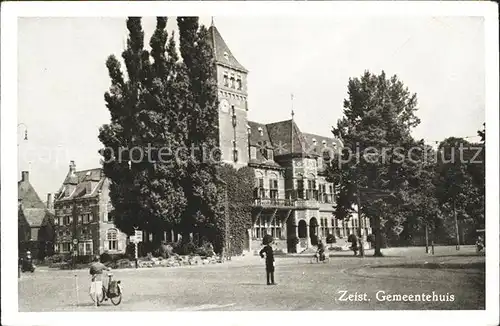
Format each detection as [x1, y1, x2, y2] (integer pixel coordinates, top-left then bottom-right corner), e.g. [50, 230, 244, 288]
[220, 165, 255, 256]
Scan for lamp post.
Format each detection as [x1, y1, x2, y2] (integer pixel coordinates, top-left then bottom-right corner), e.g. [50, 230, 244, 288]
[17, 123, 28, 172]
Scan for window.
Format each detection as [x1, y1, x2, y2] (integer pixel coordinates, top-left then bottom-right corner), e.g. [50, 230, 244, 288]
[319, 184, 328, 203]
[320, 218, 328, 238]
[236, 77, 242, 90]
[317, 157, 323, 169]
[267, 149, 274, 161]
[297, 179, 304, 199]
[307, 180, 317, 200]
[230, 76, 235, 89]
[82, 213, 93, 224]
[224, 52, 229, 60]
[270, 217, 282, 239]
[107, 229, 118, 251]
[253, 216, 266, 239]
[54, 218, 59, 226]
[223, 71, 229, 87]
[254, 178, 265, 199]
[250, 146, 257, 160]
[269, 179, 278, 199]
[63, 216, 71, 225]
[78, 241, 93, 256]
[58, 242, 70, 253]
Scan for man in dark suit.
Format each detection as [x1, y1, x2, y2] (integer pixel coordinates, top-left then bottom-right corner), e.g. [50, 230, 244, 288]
[260, 243, 276, 285]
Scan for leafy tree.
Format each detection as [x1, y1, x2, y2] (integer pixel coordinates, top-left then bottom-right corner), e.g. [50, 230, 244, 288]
[176, 17, 224, 246]
[99, 17, 189, 242]
[219, 165, 255, 255]
[329, 71, 424, 256]
[435, 137, 484, 243]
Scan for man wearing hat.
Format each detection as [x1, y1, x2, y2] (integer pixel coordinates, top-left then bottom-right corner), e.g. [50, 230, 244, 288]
[259, 237, 276, 285]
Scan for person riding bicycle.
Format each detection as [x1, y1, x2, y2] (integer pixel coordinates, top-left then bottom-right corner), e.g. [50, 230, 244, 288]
[316, 239, 326, 262]
[89, 255, 111, 304]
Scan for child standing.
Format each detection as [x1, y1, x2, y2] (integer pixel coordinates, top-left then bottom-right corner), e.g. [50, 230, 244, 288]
[259, 242, 276, 285]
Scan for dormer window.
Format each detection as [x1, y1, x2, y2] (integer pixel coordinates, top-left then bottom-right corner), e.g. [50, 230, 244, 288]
[250, 146, 257, 160]
[267, 149, 274, 161]
[322, 140, 327, 146]
[224, 52, 229, 60]
[312, 138, 317, 145]
[258, 127, 263, 136]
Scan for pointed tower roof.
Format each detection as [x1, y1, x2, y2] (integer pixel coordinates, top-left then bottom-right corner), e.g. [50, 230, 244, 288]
[265, 119, 310, 156]
[207, 23, 248, 73]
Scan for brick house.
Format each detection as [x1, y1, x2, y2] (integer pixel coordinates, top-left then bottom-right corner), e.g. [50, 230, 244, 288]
[18, 171, 55, 259]
[53, 161, 127, 258]
[208, 22, 371, 254]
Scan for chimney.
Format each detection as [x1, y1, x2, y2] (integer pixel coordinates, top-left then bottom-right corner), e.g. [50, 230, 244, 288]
[47, 193, 53, 210]
[69, 161, 76, 175]
[21, 171, 29, 182]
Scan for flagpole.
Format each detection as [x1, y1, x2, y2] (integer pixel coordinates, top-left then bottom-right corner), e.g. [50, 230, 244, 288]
[291, 93, 294, 155]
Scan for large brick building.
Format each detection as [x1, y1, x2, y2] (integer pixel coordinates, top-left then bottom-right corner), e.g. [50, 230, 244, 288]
[208, 22, 371, 253]
[53, 161, 127, 258]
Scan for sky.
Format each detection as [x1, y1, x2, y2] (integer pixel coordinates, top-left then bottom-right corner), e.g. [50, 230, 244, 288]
[17, 16, 485, 199]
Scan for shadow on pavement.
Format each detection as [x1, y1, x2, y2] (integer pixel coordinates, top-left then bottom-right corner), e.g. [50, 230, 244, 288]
[239, 283, 270, 286]
[370, 262, 485, 270]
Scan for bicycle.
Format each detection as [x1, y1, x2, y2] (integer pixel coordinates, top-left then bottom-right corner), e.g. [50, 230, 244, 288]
[310, 252, 329, 264]
[89, 272, 122, 306]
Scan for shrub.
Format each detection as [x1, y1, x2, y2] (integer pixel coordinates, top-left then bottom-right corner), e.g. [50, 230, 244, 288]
[326, 233, 336, 244]
[367, 234, 375, 244]
[100, 252, 112, 263]
[195, 242, 215, 257]
[44, 254, 70, 265]
[262, 234, 273, 245]
[174, 242, 197, 256]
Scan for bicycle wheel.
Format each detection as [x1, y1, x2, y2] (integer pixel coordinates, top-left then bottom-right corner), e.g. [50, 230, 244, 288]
[110, 285, 122, 306]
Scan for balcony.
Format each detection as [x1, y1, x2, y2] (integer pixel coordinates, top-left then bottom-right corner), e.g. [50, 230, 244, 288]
[253, 198, 294, 208]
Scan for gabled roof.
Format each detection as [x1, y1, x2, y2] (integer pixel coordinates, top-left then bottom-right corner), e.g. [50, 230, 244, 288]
[18, 178, 46, 209]
[207, 25, 248, 73]
[22, 208, 53, 228]
[56, 168, 105, 201]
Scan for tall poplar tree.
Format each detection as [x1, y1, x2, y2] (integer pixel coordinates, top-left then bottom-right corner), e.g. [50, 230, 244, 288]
[99, 17, 189, 243]
[177, 17, 223, 245]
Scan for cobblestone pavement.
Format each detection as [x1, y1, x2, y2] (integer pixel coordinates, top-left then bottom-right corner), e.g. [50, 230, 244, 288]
[18, 246, 485, 311]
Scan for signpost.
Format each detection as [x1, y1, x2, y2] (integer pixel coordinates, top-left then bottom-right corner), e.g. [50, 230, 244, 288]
[132, 229, 143, 268]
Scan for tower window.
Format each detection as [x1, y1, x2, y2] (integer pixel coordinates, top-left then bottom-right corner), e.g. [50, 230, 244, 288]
[223, 72, 229, 87]
[237, 77, 242, 90]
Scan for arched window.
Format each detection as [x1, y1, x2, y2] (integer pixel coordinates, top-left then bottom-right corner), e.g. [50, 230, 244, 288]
[106, 228, 118, 251]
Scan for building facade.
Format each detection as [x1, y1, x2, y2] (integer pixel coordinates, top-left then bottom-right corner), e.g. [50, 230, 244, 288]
[53, 161, 127, 258]
[18, 171, 56, 259]
[208, 23, 371, 253]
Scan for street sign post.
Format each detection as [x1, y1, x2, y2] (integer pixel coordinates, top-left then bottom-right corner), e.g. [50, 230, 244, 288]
[131, 229, 143, 268]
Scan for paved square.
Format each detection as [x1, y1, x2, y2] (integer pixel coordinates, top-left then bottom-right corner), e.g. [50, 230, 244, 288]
[18, 246, 485, 311]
